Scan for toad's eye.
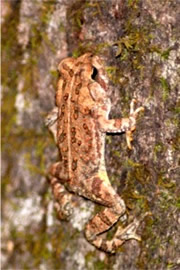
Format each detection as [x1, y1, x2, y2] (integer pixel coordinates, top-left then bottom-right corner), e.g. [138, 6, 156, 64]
[91, 65, 107, 90]
[91, 67, 98, 81]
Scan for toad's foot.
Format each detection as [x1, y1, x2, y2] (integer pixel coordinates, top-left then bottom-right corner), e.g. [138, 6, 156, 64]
[126, 99, 144, 149]
[92, 212, 151, 253]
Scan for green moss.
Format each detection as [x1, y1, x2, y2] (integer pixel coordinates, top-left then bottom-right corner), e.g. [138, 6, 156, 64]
[20, 27, 56, 96]
[1, 91, 17, 144]
[105, 135, 112, 145]
[127, 0, 140, 8]
[2, 4, 20, 143]
[154, 143, 163, 153]
[68, 0, 156, 67]
[40, 0, 56, 25]
[172, 105, 180, 114]
[160, 77, 170, 101]
[67, 0, 88, 32]
[67, 1, 109, 57]
[105, 65, 126, 85]
[114, 26, 152, 71]
[158, 175, 175, 189]
[93, 260, 108, 270]
[20, 129, 52, 177]
[160, 48, 171, 60]
[124, 158, 142, 168]
[17, 1, 57, 95]
[158, 189, 175, 211]
[86, 251, 109, 270]
[67, 0, 104, 32]
[153, 143, 165, 162]
[111, 0, 152, 75]
[10, 216, 67, 268]
[175, 198, 180, 209]
[42, 32, 57, 53]
[118, 159, 151, 212]
[85, 251, 96, 270]
[24, 153, 45, 177]
[1, 3, 21, 203]
[167, 262, 176, 269]
[59, 22, 65, 32]
[2, 1, 57, 187]
[72, 43, 92, 58]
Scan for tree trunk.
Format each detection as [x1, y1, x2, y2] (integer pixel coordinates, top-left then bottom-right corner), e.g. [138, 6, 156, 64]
[2, 0, 180, 269]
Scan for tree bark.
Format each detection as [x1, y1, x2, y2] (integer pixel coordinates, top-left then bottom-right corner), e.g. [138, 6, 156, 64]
[2, 0, 180, 269]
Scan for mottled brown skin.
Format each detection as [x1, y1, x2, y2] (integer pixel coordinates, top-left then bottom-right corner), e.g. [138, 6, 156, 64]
[47, 53, 145, 253]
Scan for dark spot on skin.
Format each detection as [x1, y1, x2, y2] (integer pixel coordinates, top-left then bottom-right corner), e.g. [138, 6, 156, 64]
[75, 83, 82, 95]
[84, 107, 90, 114]
[71, 131, 76, 138]
[80, 68, 85, 73]
[71, 138, 76, 143]
[98, 212, 112, 226]
[59, 112, 64, 120]
[83, 123, 88, 130]
[89, 220, 99, 231]
[78, 140, 82, 146]
[75, 89, 79, 95]
[72, 159, 77, 171]
[69, 69, 74, 77]
[88, 143, 92, 150]
[71, 127, 76, 133]
[64, 158, 68, 167]
[62, 63, 69, 71]
[75, 71, 81, 79]
[62, 63, 73, 77]
[62, 81, 66, 91]
[74, 107, 78, 120]
[61, 104, 65, 112]
[86, 130, 92, 136]
[63, 93, 69, 101]
[59, 132, 66, 143]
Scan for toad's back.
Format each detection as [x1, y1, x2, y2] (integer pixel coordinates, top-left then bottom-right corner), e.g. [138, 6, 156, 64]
[56, 54, 107, 181]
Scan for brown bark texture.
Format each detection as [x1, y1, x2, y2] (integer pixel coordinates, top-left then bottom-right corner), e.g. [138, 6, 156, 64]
[2, 0, 180, 269]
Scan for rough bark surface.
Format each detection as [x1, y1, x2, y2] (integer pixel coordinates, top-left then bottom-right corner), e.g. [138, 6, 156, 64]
[2, 0, 180, 269]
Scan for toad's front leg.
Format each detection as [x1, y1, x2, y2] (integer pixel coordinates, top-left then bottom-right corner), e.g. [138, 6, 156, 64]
[97, 99, 144, 149]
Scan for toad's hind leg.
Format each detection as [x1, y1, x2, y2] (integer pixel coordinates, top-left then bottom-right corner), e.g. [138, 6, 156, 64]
[83, 173, 141, 253]
[49, 162, 73, 220]
[50, 177, 73, 220]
